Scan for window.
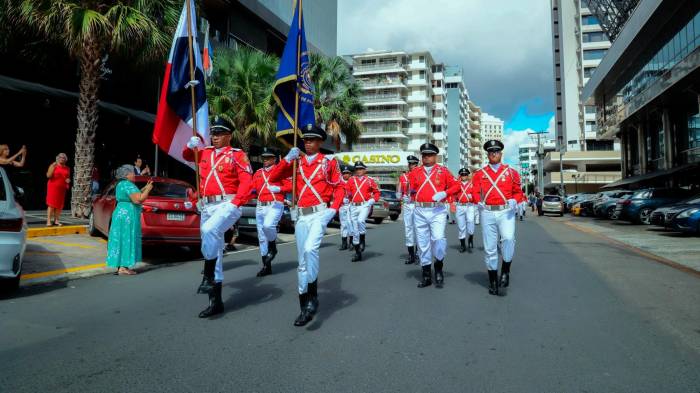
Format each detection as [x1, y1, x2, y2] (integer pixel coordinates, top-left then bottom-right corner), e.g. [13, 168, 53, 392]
[585, 105, 596, 114]
[419, 55, 425, 62]
[419, 70, 425, 78]
[582, 31, 606, 43]
[583, 67, 595, 78]
[581, 15, 600, 25]
[583, 49, 607, 60]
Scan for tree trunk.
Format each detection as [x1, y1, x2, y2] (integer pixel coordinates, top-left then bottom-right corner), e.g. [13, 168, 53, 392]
[71, 36, 102, 218]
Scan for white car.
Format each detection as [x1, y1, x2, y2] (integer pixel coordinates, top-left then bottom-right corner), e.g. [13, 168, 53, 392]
[0, 167, 27, 292]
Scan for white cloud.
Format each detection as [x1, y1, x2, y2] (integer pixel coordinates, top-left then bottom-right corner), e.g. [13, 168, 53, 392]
[502, 115, 555, 166]
[338, 0, 553, 120]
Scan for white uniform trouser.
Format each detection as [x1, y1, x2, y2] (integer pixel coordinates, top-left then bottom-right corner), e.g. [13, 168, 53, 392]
[256, 202, 284, 256]
[456, 204, 476, 239]
[480, 208, 516, 270]
[200, 200, 242, 283]
[350, 203, 371, 245]
[519, 201, 527, 218]
[414, 205, 447, 266]
[403, 202, 416, 247]
[339, 204, 353, 237]
[295, 210, 328, 294]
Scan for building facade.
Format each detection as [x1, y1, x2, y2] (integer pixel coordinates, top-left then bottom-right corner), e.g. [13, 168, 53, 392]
[549, 0, 621, 194]
[467, 101, 483, 172]
[479, 112, 504, 164]
[583, 0, 700, 190]
[519, 139, 557, 192]
[348, 50, 449, 188]
[444, 66, 472, 174]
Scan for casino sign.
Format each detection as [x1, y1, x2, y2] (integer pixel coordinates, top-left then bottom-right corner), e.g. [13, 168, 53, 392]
[331, 151, 412, 168]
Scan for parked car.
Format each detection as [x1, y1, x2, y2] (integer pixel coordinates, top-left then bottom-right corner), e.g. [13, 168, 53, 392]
[89, 176, 201, 246]
[650, 194, 700, 227]
[0, 167, 27, 292]
[542, 195, 564, 216]
[614, 188, 696, 224]
[578, 190, 627, 217]
[369, 198, 390, 224]
[593, 191, 635, 219]
[669, 205, 700, 234]
[380, 189, 401, 221]
[565, 193, 593, 212]
[238, 197, 294, 234]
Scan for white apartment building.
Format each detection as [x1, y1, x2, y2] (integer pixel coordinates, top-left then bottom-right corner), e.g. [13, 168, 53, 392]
[347, 50, 448, 188]
[518, 139, 557, 191]
[444, 66, 472, 175]
[467, 101, 483, 172]
[480, 112, 504, 164]
[549, 0, 621, 193]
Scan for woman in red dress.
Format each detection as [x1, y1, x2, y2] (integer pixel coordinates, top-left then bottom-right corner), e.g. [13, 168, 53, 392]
[46, 153, 70, 226]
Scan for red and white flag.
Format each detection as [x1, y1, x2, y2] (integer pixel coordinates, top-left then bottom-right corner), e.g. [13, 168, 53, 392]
[153, 0, 209, 168]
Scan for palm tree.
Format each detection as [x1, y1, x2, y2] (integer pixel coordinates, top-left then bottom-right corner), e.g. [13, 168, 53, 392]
[206, 47, 279, 151]
[7, 0, 179, 217]
[309, 53, 364, 146]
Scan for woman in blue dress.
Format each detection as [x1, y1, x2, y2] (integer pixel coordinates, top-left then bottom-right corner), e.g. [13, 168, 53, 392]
[106, 164, 153, 275]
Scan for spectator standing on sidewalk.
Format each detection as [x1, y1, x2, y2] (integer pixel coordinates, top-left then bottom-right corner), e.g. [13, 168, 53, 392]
[46, 153, 70, 227]
[134, 156, 151, 176]
[0, 144, 27, 184]
[106, 164, 153, 275]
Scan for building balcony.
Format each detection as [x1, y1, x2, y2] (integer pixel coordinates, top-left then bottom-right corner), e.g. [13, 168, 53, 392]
[360, 94, 407, 106]
[407, 126, 429, 135]
[359, 128, 409, 139]
[407, 61, 427, 70]
[432, 132, 445, 141]
[353, 62, 407, 76]
[407, 109, 428, 118]
[360, 110, 408, 122]
[433, 102, 445, 111]
[433, 72, 444, 80]
[433, 87, 445, 95]
[433, 117, 445, 126]
[358, 79, 407, 90]
[406, 78, 428, 86]
[544, 171, 621, 188]
[352, 142, 405, 151]
[544, 151, 622, 172]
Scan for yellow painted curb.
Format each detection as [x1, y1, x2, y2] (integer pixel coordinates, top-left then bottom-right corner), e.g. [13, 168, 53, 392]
[21, 263, 106, 280]
[27, 225, 87, 238]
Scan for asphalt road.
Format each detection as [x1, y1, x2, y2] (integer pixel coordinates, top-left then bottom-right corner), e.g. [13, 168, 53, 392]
[1, 215, 699, 392]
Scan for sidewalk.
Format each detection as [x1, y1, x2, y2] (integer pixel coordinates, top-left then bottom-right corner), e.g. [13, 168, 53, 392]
[555, 215, 700, 274]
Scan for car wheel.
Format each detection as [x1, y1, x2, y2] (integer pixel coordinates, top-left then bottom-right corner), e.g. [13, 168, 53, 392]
[88, 212, 100, 237]
[390, 214, 398, 221]
[374, 218, 384, 224]
[0, 275, 20, 294]
[638, 208, 653, 225]
[606, 207, 615, 220]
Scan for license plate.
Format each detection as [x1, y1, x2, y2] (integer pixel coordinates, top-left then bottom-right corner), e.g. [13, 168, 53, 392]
[166, 212, 185, 221]
[243, 217, 257, 225]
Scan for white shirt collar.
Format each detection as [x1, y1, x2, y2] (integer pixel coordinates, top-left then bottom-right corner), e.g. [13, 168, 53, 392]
[489, 163, 501, 172]
[305, 153, 318, 164]
[424, 165, 434, 174]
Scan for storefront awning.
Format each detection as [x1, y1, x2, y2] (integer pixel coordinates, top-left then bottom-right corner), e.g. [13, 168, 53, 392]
[0, 74, 156, 123]
[601, 163, 699, 189]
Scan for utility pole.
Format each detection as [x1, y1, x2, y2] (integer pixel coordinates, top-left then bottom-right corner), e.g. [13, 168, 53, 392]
[558, 135, 565, 196]
[528, 130, 547, 195]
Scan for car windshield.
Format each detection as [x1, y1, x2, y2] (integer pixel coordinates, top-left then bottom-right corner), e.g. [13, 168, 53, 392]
[135, 181, 189, 198]
[543, 196, 560, 202]
[632, 190, 651, 199]
[380, 190, 395, 199]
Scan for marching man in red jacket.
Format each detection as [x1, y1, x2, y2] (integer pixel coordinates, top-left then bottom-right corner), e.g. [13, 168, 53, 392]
[453, 168, 477, 253]
[407, 143, 460, 288]
[345, 161, 380, 262]
[183, 117, 253, 318]
[268, 125, 345, 327]
[396, 155, 420, 264]
[338, 165, 354, 251]
[250, 147, 292, 277]
[470, 139, 525, 296]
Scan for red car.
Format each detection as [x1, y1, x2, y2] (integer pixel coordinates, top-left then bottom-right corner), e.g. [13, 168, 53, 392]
[89, 176, 200, 246]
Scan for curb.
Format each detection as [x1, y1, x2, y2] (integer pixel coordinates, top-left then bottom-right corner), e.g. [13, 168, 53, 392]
[27, 225, 88, 238]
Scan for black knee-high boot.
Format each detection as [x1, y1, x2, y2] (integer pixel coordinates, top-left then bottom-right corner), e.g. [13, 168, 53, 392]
[459, 239, 466, 253]
[352, 243, 362, 262]
[198, 282, 224, 318]
[339, 236, 348, 250]
[434, 260, 444, 287]
[307, 280, 319, 315]
[197, 259, 216, 294]
[267, 240, 277, 262]
[360, 234, 366, 252]
[500, 261, 511, 287]
[294, 292, 313, 326]
[405, 246, 416, 264]
[468, 234, 474, 249]
[488, 270, 499, 295]
[417, 265, 432, 288]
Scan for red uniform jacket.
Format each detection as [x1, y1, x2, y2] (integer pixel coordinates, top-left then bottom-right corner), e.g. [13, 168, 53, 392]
[183, 146, 253, 206]
[268, 154, 344, 210]
[453, 180, 475, 203]
[345, 176, 380, 203]
[251, 167, 292, 203]
[407, 164, 459, 203]
[469, 164, 524, 205]
[397, 172, 413, 201]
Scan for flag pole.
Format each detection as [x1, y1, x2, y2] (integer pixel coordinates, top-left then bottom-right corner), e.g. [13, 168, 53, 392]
[185, 0, 201, 198]
[291, 0, 302, 212]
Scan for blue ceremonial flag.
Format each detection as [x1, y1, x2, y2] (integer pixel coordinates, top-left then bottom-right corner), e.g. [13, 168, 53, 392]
[272, 0, 315, 148]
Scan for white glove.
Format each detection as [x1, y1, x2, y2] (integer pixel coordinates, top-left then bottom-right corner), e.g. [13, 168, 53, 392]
[321, 208, 336, 226]
[268, 185, 281, 193]
[507, 199, 518, 211]
[187, 136, 203, 149]
[478, 202, 485, 211]
[432, 191, 447, 202]
[284, 147, 300, 163]
[402, 195, 411, 204]
[365, 198, 376, 207]
[343, 197, 349, 204]
[395, 192, 402, 199]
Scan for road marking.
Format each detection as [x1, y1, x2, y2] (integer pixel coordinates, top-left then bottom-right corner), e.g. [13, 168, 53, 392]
[30, 238, 97, 249]
[562, 221, 700, 278]
[27, 225, 87, 238]
[21, 263, 106, 280]
[25, 251, 60, 256]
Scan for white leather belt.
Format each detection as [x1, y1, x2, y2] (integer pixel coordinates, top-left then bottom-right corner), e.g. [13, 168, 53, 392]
[257, 201, 281, 207]
[298, 203, 327, 216]
[352, 202, 366, 206]
[415, 202, 440, 208]
[484, 204, 508, 211]
[202, 194, 235, 204]
[456, 202, 472, 206]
